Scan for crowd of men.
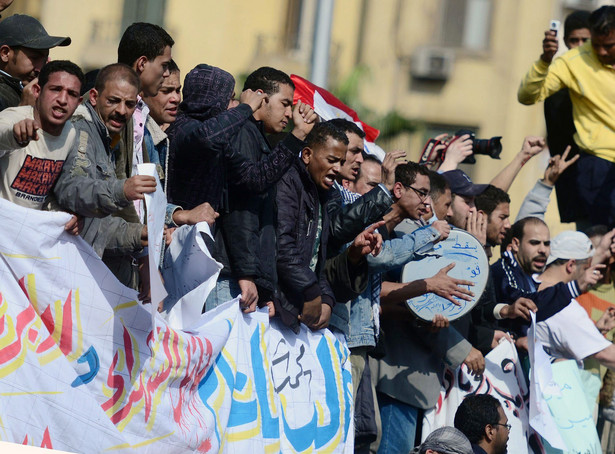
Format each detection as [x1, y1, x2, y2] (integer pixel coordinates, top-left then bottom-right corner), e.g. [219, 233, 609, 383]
[3, 4, 615, 454]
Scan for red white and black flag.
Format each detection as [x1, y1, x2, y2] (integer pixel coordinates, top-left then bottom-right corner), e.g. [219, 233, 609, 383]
[290, 74, 386, 161]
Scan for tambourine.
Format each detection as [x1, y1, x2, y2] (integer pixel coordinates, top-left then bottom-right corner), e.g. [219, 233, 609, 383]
[401, 227, 489, 322]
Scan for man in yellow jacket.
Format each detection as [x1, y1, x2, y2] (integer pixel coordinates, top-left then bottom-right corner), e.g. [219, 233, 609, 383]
[518, 5, 615, 228]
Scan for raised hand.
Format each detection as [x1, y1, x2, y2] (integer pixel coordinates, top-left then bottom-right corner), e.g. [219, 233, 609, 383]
[382, 149, 407, 191]
[543, 145, 580, 186]
[240, 89, 268, 112]
[440, 134, 473, 172]
[518, 136, 546, 166]
[466, 209, 487, 247]
[291, 100, 319, 140]
[13, 118, 40, 146]
[541, 30, 559, 63]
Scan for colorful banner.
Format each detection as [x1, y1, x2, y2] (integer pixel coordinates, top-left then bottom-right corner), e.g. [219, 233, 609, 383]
[0, 198, 353, 453]
[422, 339, 537, 453]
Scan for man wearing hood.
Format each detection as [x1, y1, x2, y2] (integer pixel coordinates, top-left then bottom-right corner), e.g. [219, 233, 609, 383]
[167, 64, 259, 211]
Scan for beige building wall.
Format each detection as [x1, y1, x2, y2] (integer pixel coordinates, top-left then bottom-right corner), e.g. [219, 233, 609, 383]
[353, 0, 574, 236]
[2, 0, 600, 236]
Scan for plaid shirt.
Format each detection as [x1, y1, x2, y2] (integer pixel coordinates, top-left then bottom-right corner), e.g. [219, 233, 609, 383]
[334, 181, 361, 206]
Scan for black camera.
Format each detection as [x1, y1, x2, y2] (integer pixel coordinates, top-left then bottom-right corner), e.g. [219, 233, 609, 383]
[418, 130, 503, 169]
[454, 129, 502, 164]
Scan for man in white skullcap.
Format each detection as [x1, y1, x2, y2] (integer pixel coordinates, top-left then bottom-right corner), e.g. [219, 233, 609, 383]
[535, 230, 615, 369]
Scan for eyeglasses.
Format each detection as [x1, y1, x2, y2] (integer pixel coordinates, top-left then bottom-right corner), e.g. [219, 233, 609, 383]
[404, 185, 430, 201]
[493, 423, 511, 431]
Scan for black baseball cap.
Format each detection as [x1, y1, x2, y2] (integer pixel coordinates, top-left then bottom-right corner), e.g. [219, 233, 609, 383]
[441, 169, 488, 197]
[0, 15, 71, 49]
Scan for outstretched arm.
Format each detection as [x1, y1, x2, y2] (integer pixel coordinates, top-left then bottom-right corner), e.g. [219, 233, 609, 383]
[490, 136, 546, 192]
[517, 30, 567, 105]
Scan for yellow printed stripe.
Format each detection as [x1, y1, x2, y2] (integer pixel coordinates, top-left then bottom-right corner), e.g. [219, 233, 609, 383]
[50, 298, 63, 345]
[0, 391, 62, 396]
[37, 348, 62, 367]
[225, 425, 261, 443]
[117, 395, 145, 432]
[233, 374, 253, 401]
[0, 252, 60, 260]
[113, 301, 138, 314]
[315, 401, 325, 426]
[0, 317, 16, 350]
[265, 441, 281, 454]
[26, 275, 39, 314]
[317, 336, 345, 454]
[104, 431, 173, 450]
[66, 289, 83, 361]
[102, 301, 138, 326]
[260, 324, 278, 418]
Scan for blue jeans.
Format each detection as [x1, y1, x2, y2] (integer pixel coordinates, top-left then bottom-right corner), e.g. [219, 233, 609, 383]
[204, 277, 241, 312]
[377, 392, 418, 454]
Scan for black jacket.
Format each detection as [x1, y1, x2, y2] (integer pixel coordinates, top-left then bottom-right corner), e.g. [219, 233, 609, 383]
[167, 64, 302, 212]
[544, 89, 582, 223]
[0, 72, 21, 112]
[275, 158, 336, 330]
[326, 183, 393, 254]
[214, 119, 303, 301]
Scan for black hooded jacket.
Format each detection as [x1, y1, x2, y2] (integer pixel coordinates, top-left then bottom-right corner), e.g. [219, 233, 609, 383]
[166, 64, 252, 211]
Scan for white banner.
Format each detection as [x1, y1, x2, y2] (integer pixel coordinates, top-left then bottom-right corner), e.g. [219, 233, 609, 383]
[422, 339, 535, 453]
[529, 313, 601, 454]
[0, 198, 353, 453]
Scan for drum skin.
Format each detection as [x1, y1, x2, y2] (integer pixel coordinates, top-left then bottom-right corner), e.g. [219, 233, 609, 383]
[401, 227, 489, 322]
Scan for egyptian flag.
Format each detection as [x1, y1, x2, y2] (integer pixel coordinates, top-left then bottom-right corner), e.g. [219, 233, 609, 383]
[290, 74, 386, 161]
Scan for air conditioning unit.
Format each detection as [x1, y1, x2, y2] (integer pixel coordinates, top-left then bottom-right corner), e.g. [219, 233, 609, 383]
[410, 47, 455, 81]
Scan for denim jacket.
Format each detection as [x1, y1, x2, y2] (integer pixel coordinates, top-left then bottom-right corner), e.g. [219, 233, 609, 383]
[330, 224, 441, 348]
[143, 116, 181, 226]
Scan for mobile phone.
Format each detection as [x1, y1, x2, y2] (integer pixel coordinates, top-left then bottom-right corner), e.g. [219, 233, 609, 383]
[550, 19, 561, 35]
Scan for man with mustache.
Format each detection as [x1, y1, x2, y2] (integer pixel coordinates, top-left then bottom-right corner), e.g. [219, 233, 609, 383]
[103, 22, 174, 289]
[0, 14, 71, 111]
[52, 64, 155, 264]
